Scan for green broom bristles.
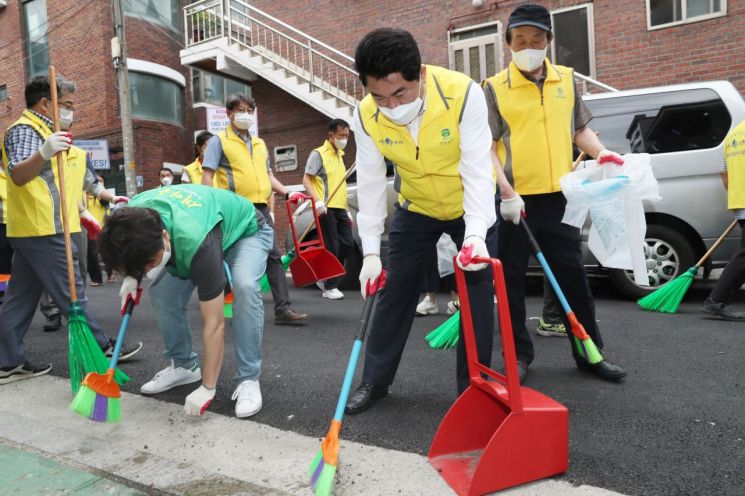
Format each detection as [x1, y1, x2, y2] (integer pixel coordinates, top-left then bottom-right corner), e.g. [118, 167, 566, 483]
[70, 385, 96, 418]
[260, 251, 296, 293]
[309, 451, 336, 496]
[637, 267, 697, 314]
[68, 304, 130, 394]
[425, 312, 460, 350]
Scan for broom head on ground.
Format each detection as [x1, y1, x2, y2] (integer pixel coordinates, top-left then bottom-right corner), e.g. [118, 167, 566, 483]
[309, 419, 341, 496]
[425, 311, 460, 350]
[637, 266, 697, 314]
[71, 368, 121, 422]
[566, 312, 603, 364]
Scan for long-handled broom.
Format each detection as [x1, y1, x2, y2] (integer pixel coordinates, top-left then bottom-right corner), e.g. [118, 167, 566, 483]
[309, 270, 386, 496]
[47, 66, 129, 394]
[261, 163, 357, 292]
[223, 261, 234, 318]
[638, 219, 738, 313]
[71, 292, 138, 422]
[521, 218, 603, 364]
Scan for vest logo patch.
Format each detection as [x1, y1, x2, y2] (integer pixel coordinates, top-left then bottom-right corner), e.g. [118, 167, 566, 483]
[556, 87, 566, 99]
[441, 128, 451, 138]
[440, 128, 454, 145]
[379, 137, 403, 146]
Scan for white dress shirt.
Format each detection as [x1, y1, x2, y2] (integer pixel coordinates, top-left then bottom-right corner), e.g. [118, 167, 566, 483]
[353, 83, 495, 256]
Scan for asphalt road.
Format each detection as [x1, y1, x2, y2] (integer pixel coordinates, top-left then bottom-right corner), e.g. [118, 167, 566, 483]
[21, 276, 745, 496]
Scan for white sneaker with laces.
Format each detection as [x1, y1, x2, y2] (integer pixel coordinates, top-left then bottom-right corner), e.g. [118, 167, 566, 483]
[140, 361, 201, 395]
[322, 288, 344, 300]
[416, 295, 439, 315]
[233, 379, 262, 418]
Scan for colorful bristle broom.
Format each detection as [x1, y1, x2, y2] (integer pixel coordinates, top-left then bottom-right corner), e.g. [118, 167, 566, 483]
[71, 293, 137, 422]
[638, 220, 738, 313]
[259, 250, 296, 293]
[425, 312, 460, 350]
[223, 261, 234, 318]
[309, 271, 386, 495]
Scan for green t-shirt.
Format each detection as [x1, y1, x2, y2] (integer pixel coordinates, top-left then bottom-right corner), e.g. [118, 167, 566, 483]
[129, 184, 258, 277]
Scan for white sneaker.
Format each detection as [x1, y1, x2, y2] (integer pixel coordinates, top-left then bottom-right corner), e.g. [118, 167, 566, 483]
[446, 300, 460, 315]
[233, 379, 262, 418]
[416, 295, 439, 315]
[140, 361, 201, 395]
[322, 288, 344, 300]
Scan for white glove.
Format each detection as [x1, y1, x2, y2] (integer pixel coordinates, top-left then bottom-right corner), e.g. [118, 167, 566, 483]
[184, 385, 215, 416]
[457, 236, 489, 271]
[119, 276, 139, 313]
[111, 195, 129, 204]
[597, 149, 624, 166]
[500, 194, 525, 225]
[359, 254, 382, 298]
[39, 131, 72, 161]
[269, 212, 275, 223]
[315, 199, 327, 215]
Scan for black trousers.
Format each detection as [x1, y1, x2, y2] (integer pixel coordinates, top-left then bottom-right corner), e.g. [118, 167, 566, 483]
[710, 219, 745, 304]
[318, 208, 354, 290]
[499, 192, 604, 364]
[254, 203, 291, 311]
[361, 206, 499, 394]
[87, 238, 103, 284]
[0, 223, 12, 274]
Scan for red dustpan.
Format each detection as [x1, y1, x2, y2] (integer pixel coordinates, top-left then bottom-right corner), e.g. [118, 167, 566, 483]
[284, 194, 345, 287]
[429, 256, 568, 495]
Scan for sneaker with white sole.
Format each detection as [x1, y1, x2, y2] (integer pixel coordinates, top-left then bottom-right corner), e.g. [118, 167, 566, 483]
[446, 300, 460, 315]
[416, 295, 439, 315]
[140, 361, 201, 395]
[536, 319, 567, 337]
[103, 339, 143, 362]
[233, 379, 262, 418]
[0, 361, 52, 385]
[322, 288, 344, 300]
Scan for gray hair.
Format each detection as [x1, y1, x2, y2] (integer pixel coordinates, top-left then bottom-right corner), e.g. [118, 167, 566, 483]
[57, 77, 77, 94]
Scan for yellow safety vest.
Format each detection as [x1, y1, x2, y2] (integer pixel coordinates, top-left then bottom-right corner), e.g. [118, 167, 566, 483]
[485, 60, 576, 195]
[358, 65, 471, 220]
[0, 165, 7, 225]
[184, 158, 203, 184]
[1, 110, 85, 237]
[215, 127, 272, 204]
[724, 119, 745, 209]
[310, 140, 348, 210]
[86, 193, 108, 226]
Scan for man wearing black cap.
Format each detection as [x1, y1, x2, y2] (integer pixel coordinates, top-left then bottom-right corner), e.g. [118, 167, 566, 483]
[483, 3, 626, 382]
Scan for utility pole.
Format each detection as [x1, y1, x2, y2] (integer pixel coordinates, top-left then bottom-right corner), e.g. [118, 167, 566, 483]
[111, 0, 137, 197]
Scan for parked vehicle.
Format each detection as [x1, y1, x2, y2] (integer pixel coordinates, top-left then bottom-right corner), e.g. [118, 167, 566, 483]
[288, 81, 745, 298]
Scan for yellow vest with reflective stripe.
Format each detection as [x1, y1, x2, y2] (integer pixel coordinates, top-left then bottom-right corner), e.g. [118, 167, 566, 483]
[215, 127, 272, 204]
[724, 119, 745, 209]
[358, 65, 472, 220]
[184, 158, 203, 184]
[86, 193, 108, 226]
[0, 165, 7, 225]
[1, 110, 84, 237]
[310, 140, 348, 210]
[485, 60, 575, 195]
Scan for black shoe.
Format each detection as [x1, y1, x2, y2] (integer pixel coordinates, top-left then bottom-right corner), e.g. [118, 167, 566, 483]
[274, 308, 308, 325]
[0, 361, 52, 384]
[103, 339, 143, 362]
[344, 383, 389, 415]
[702, 298, 745, 321]
[42, 314, 62, 332]
[576, 359, 626, 381]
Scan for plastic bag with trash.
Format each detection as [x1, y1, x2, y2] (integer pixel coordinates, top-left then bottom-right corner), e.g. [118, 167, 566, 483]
[436, 234, 459, 278]
[560, 153, 660, 286]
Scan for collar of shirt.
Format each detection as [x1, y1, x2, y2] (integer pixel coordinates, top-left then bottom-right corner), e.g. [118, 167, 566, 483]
[29, 109, 54, 129]
[405, 94, 429, 146]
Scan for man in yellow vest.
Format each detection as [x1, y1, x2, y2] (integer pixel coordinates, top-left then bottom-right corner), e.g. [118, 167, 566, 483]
[302, 119, 353, 300]
[483, 4, 626, 382]
[181, 131, 213, 185]
[702, 119, 745, 320]
[201, 94, 307, 325]
[346, 28, 507, 414]
[0, 76, 139, 384]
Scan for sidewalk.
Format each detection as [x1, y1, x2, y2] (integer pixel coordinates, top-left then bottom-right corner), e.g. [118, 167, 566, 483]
[0, 375, 627, 496]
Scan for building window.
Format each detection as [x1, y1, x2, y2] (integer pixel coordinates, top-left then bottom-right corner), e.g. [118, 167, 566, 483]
[0, 85, 7, 102]
[22, 0, 50, 78]
[192, 69, 251, 106]
[550, 4, 595, 78]
[448, 22, 503, 82]
[647, 0, 726, 29]
[125, 0, 180, 32]
[130, 72, 183, 125]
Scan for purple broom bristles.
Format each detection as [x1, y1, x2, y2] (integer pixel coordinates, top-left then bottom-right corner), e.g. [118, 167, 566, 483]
[91, 393, 108, 422]
[310, 458, 324, 487]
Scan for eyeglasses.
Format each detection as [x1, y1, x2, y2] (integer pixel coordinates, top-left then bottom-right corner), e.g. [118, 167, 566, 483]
[59, 100, 75, 111]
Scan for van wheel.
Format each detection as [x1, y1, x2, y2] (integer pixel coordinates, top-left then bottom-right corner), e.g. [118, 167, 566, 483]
[338, 245, 362, 290]
[608, 224, 695, 300]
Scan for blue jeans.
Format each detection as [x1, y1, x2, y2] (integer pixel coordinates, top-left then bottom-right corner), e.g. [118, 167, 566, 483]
[149, 225, 273, 383]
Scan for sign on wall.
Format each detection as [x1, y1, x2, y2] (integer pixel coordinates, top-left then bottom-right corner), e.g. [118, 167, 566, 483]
[206, 107, 259, 136]
[74, 139, 110, 170]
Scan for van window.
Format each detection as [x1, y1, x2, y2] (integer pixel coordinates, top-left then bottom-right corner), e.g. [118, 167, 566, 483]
[584, 89, 731, 154]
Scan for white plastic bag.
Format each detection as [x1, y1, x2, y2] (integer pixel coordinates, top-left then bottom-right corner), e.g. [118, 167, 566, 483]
[436, 234, 459, 278]
[560, 153, 660, 286]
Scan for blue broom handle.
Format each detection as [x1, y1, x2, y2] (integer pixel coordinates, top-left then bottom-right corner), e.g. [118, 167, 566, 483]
[521, 219, 572, 315]
[109, 298, 135, 370]
[223, 261, 234, 290]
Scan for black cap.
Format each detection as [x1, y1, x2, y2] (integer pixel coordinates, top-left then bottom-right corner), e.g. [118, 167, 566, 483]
[507, 4, 552, 32]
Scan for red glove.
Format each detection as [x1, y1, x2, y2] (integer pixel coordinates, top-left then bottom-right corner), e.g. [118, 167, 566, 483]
[80, 210, 101, 240]
[285, 191, 310, 203]
[112, 195, 129, 204]
[597, 149, 624, 166]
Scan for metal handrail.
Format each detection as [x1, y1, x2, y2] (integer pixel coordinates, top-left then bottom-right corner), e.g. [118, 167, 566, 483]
[574, 71, 618, 94]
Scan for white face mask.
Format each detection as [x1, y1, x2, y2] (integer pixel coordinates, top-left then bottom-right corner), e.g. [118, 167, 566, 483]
[233, 111, 254, 130]
[378, 79, 424, 126]
[59, 108, 74, 130]
[146, 235, 171, 280]
[333, 137, 347, 150]
[160, 176, 173, 187]
[511, 47, 547, 72]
